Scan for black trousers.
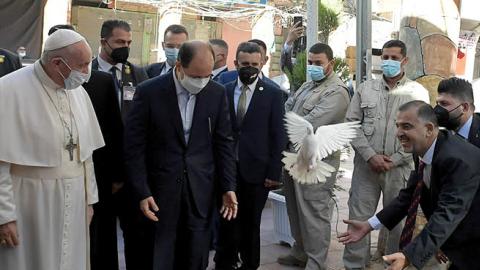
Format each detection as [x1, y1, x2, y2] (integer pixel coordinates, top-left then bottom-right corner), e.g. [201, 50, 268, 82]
[215, 179, 270, 270]
[151, 176, 211, 270]
[90, 186, 148, 270]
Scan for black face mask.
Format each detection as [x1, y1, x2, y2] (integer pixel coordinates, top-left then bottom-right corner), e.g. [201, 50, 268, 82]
[106, 41, 129, 64]
[238, 66, 259, 85]
[433, 104, 463, 131]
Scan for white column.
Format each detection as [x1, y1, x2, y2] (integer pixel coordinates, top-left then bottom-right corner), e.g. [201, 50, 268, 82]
[42, 0, 71, 47]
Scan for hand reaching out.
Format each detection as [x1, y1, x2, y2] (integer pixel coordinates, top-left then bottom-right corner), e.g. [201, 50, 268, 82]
[337, 219, 372, 244]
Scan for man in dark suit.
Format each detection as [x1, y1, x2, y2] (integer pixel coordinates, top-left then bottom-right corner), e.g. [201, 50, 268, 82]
[209, 39, 229, 81]
[146, 24, 188, 78]
[48, 24, 124, 269]
[124, 41, 238, 270]
[434, 77, 480, 148]
[214, 42, 286, 270]
[217, 39, 279, 88]
[0, 48, 22, 78]
[92, 19, 148, 120]
[339, 101, 480, 270]
[91, 19, 149, 270]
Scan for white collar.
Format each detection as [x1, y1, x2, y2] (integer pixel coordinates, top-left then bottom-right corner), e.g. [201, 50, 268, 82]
[457, 115, 473, 139]
[420, 138, 437, 165]
[97, 55, 123, 72]
[237, 76, 259, 92]
[212, 65, 228, 77]
[164, 61, 172, 72]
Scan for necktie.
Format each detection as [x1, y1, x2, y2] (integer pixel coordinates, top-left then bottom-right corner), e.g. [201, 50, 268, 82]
[110, 66, 122, 107]
[399, 161, 426, 249]
[237, 85, 248, 126]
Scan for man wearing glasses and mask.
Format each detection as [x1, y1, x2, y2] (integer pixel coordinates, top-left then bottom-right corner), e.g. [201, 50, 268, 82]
[124, 41, 238, 270]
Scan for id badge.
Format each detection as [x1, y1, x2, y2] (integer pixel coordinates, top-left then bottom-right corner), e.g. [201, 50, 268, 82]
[123, 85, 136, 101]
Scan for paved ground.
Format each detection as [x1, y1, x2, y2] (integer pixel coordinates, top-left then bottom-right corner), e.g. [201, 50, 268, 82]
[118, 150, 386, 270]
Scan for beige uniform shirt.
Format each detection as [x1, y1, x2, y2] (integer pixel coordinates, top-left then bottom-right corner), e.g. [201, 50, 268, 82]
[346, 75, 430, 165]
[285, 72, 350, 129]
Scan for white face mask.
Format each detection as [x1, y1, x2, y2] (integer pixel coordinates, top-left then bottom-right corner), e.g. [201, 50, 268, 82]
[179, 71, 209, 94]
[58, 58, 91, 90]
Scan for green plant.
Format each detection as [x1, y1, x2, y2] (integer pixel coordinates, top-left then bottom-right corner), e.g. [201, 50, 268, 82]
[318, 2, 340, 44]
[333, 57, 350, 84]
[285, 51, 307, 92]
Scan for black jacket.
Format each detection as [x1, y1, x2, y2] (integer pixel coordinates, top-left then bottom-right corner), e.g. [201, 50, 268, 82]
[225, 78, 287, 184]
[0, 48, 21, 78]
[145, 61, 166, 79]
[83, 70, 125, 194]
[124, 71, 237, 218]
[377, 130, 480, 269]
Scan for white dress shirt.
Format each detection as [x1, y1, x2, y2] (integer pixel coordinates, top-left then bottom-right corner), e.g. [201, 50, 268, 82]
[160, 62, 173, 76]
[97, 55, 123, 80]
[368, 139, 437, 230]
[457, 115, 473, 139]
[234, 77, 259, 113]
[212, 65, 228, 78]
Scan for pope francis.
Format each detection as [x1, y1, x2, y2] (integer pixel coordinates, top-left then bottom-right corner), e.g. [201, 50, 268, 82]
[0, 29, 104, 269]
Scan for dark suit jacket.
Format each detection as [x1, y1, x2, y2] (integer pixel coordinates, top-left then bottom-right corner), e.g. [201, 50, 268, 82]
[0, 49, 22, 78]
[467, 113, 480, 148]
[92, 57, 148, 120]
[124, 72, 237, 218]
[145, 61, 166, 79]
[225, 79, 286, 184]
[83, 70, 125, 197]
[377, 131, 480, 269]
[212, 66, 228, 82]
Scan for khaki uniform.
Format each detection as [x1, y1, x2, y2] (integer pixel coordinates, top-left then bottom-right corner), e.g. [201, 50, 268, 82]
[284, 72, 350, 270]
[343, 75, 430, 269]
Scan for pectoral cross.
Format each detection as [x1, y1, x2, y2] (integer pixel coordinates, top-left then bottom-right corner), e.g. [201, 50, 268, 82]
[65, 137, 77, 161]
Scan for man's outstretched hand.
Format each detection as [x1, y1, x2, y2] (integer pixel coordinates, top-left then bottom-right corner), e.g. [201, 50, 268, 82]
[337, 219, 373, 244]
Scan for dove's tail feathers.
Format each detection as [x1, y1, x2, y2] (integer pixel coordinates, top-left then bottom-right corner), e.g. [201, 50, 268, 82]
[282, 152, 336, 185]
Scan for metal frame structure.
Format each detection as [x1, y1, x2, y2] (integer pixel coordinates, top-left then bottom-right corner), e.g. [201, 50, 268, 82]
[356, 0, 372, 86]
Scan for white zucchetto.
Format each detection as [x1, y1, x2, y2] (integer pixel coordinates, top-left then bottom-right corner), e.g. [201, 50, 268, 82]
[44, 29, 86, 51]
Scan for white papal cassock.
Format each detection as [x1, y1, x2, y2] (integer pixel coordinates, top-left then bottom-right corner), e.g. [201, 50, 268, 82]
[0, 61, 104, 270]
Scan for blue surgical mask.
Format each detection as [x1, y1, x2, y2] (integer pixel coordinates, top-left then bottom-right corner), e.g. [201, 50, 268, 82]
[307, 65, 325, 81]
[381, 59, 402, 78]
[164, 47, 179, 67]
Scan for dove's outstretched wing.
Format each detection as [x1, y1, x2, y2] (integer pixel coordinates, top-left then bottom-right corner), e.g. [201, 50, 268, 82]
[314, 121, 360, 159]
[284, 111, 314, 151]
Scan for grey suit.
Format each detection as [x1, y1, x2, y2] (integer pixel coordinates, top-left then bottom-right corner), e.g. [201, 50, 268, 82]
[283, 72, 350, 270]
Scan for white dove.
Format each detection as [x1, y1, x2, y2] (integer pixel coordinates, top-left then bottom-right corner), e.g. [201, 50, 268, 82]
[282, 111, 360, 184]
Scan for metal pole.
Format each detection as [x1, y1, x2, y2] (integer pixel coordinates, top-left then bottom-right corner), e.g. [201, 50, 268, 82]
[305, 0, 318, 80]
[306, 0, 318, 52]
[355, 0, 372, 87]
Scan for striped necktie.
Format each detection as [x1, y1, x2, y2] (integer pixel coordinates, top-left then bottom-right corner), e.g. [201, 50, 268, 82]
[399, 161, 426, 249]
